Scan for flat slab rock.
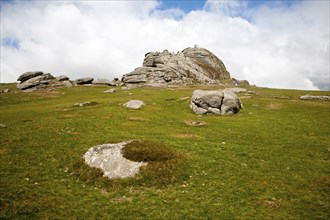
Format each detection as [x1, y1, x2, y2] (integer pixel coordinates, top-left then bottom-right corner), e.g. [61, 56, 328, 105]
[84, 141, 147, 179]
[123, 100, 145, 109]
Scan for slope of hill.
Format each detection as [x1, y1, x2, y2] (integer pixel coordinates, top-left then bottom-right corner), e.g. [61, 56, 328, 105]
[0, 83, 329, 219]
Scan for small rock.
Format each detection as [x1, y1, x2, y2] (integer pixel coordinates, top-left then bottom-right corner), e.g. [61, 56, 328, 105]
[0, 124, 7, 128]
[104, 88, 117, 93]
[223, 87, 247, 93]
[123, 100, 145, 109]
[74, 101, 98, 107]
[184, 120, 207, 127]
[1, 89, 10, 93]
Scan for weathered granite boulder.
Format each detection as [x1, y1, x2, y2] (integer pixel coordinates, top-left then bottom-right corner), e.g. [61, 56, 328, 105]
[190, 89, 242, 115]
[75, 77, 94, 85]
[84, 142, 147, 179]
[300, 94, 330, 101]
[56, 75, 70, 81]
[17, 75, 49, 90]
[122, 47, 231, 87]
[92, 78, 112, 85]
[17, 71, 43, 82]
[123, 100, 145, 109]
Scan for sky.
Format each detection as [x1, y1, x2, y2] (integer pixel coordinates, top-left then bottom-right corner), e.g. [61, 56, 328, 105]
[0, 0, 329, 90]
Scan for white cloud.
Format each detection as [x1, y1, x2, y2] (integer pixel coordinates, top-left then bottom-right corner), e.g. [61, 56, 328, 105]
[1, 0, 329, 90]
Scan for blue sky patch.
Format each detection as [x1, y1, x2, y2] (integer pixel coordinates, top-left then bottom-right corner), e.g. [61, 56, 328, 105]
[2, 37, 20, 50]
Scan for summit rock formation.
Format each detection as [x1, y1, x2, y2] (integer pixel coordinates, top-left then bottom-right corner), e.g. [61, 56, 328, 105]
[122, 47, 231, 87]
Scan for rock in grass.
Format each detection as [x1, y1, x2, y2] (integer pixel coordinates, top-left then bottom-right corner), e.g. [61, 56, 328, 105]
[300, 94, 330, 101]
[190, 89, 242, 115]
[74, 101, 98, 107]
[0, 124, 7, 128]
[84, 141, 147, 179]
[104, 88, 117, 93]
[123, 100, 145, 109]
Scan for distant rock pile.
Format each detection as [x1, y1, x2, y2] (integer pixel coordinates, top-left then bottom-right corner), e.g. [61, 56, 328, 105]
[16, 71, 122, 92]
[122, 47, 232, 87]
[190, 88, 243, 115]
[300, 94, 330, 101]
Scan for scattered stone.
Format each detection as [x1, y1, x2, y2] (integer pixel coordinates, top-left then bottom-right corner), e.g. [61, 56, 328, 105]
[178, 96, 190, 101]
[300, 94, 330, 101]
[123, 100, 145, 109]
[17, 71, 43, 82]
[246, 90, 256, 95]
[83, 141, 147, 179]
[1, 89, 10, 93]
[184, 120, 207, 127]
[74, 101, 98, 107]
[56, 75, 70, 81]
[104, 88, 117, 93]
[223, 87, 247, 93]
[0, 124, 7, 128]
[75, 77, 94, 85]
[190, 89, 242, 115]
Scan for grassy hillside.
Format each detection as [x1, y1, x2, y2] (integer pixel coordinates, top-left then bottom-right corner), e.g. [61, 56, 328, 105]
[0, 83, 329, 219]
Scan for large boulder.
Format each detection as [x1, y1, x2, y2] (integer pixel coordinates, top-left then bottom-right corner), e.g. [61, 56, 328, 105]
[92, 78, 112, 85]
[122, 47, 231, 87]
[17, 71, 43, 82]
[190, 89, 242, 115]
[75, 77, 94, 85]
[56, 75, 70, 81]
[17, 75, 49, 90]
[84, 142, 147, 179]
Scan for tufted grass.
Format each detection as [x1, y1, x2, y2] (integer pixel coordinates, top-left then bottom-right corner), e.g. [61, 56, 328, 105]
[0, 83, 329, 219]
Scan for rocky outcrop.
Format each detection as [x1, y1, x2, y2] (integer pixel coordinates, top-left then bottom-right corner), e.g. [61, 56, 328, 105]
[122, 47, 231, 87]
[84, 142, 147, 179]
[16, 71, 121, 91]
[17, 74, 50, 90]
[190, 89, 243, 115]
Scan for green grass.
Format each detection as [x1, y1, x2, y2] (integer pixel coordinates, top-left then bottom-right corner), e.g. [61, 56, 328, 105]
[0, 83, 329, 219]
